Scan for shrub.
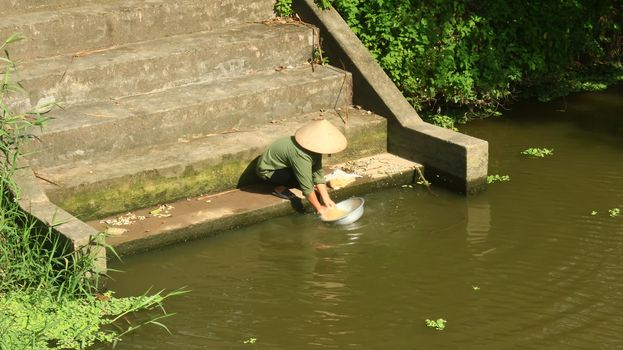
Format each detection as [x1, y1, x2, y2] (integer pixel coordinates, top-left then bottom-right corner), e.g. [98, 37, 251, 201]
[326, 0, 622, 124]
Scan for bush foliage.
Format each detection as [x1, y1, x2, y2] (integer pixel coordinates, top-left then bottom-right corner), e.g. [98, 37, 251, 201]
[277, 0, 622, 125]
[332, 0, 622, 121]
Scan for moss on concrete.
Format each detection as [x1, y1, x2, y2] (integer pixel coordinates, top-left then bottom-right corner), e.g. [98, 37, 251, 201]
[329, 119, 387, 165]
[48, 152, 260, 221]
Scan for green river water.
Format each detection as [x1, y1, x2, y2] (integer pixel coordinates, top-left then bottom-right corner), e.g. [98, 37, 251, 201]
[107, 85, 622, 349]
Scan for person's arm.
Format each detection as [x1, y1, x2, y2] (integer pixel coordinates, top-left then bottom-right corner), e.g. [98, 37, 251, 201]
[315, 183, 335, 207]
[306, 191, 327, 215]
[290, 153, 321, 211]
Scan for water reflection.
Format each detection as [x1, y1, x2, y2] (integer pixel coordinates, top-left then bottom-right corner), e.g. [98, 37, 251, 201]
[466, 194, 491, 252]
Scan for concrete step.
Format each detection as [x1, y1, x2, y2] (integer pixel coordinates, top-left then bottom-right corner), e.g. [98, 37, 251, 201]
[25, 64, 353, 168]
[35, 108, 388, 221]
[12, 22, 317, 111]
[88, 152, 421, 256]
[0, 0, 97, 15]
[1, 0, 275, 61]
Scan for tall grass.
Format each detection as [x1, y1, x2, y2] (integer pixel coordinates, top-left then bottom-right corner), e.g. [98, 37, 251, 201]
[1, 34, 185, 349]
[0, 32, 93, 299]
[0, 198, 101, 300]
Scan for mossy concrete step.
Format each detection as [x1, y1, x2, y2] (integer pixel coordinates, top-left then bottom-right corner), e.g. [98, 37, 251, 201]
[25, 64, 353, 168]
[0, 0, 275, 61]
[88, 152, 421, 256]
[36, 108, 387, 221]
[12, 22, 317, 111]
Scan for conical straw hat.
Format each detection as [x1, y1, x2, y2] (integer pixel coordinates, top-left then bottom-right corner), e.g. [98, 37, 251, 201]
[294, 119, 347, 154]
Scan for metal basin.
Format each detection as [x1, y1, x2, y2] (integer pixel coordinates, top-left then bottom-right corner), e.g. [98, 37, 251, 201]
[320, 197, 365, 225]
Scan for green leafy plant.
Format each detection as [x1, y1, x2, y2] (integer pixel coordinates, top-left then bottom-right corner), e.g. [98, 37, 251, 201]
[1, 33, 48, 169]
[275, 0, 332, 17]
[328, 0, 622, 121]
[243, 337, 258, 344]
[426, 114, 458, 131]
[316, 0, 332, 9]
[521, 148, 554, 157]
[1, 33, 91, 299]
[487, 174, 510, 184]
[276, 0, 622, 120]
[0, 289, 186, 350]
[312, 46, 329, 65]
[425, 318, 447, 331]
[274, 0, 293, 17]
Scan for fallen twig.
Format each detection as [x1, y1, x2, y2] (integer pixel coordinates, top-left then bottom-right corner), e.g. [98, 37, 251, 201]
[73, 44, 119, 58]
[196, 188, 240, 201]
[33, 172, 61, 187]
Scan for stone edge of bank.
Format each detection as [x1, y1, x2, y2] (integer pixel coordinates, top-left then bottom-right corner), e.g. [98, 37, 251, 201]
[13, 166, 107, 273]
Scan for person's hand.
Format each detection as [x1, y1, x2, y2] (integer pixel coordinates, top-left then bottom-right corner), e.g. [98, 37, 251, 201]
[324, 199, 336, 208]
[317, 205, 328, 216]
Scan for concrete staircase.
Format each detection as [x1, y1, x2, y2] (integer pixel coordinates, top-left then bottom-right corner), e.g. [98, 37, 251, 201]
[4, 0, 389, 221]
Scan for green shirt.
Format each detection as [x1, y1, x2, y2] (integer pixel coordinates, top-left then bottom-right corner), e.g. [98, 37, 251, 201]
[256, 136, 325, 196]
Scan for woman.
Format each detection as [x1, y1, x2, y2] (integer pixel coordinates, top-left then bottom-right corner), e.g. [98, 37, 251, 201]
[256, 119, 347, 215]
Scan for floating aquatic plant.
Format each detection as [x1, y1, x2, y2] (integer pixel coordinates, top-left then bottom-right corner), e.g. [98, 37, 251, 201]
[521, 148, 554, 157]
[425, 318, 447, 331]
[487, 174, 510, 184]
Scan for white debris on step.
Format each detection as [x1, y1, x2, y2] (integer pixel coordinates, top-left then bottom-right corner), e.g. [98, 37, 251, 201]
[100, 212, 146, 226]
[325, 169, 362, 189]
[149, 204, 174, 218]
[342, 155, 417, 179]
[105, 227, 128, 236]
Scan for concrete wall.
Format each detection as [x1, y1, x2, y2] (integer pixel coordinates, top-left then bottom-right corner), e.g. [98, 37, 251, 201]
[293, 0, 488, 194]
[13, 166, 106, 274]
